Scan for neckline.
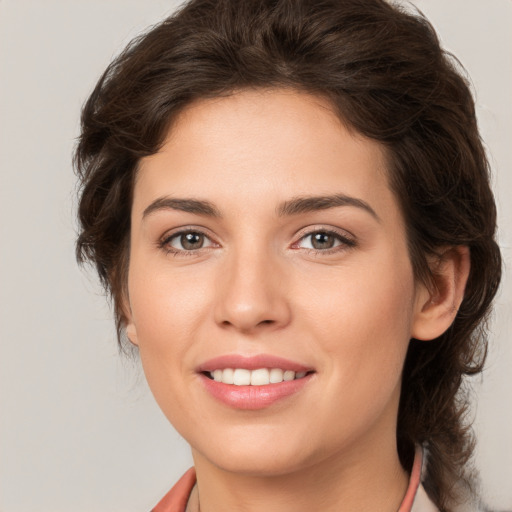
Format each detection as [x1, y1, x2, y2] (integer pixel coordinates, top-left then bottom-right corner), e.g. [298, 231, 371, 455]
[152, 446, 425, 512]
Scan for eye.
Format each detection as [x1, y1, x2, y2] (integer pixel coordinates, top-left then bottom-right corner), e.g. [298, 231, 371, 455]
[302, 232, 339, 250]
[161, 230, 216, 253]
[294, 229, 356, 252]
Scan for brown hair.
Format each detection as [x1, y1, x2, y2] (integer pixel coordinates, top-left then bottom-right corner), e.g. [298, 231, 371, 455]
[74, 1, 501, 509]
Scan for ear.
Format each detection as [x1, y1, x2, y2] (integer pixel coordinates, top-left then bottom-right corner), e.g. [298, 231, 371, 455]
[125, 320, 139, 346]
[122, 294, 139, 346]
[411, 246, 470, 341]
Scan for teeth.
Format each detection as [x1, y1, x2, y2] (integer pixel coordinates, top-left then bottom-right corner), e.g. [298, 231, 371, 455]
[269, 368, 283, 383]
[208, 368, 309, 385]
[283, 370, 295, 381]
[233, 368, 251, 385]
[251, 368, 269, 386]
[221, 368, 234, 384]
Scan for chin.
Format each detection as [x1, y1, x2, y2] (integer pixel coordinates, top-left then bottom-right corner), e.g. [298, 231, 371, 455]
[190, 425, 324, 477]
[205, 450, 313, 477]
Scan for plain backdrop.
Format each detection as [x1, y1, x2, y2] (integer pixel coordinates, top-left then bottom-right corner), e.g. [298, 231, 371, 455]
[0, 1, 510, 511]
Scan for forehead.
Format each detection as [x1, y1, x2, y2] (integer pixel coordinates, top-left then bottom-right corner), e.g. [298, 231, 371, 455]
[134, 88, 397, 221]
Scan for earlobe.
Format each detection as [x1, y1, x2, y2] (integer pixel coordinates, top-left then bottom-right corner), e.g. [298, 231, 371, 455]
[122, 295, 139, 346]
[125, 321, 139, 346]
[411, 246, 470, 341]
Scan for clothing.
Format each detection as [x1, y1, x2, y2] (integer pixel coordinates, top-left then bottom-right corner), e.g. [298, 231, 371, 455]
[151, 447, 438, 512]
[152, 468, 197, 512]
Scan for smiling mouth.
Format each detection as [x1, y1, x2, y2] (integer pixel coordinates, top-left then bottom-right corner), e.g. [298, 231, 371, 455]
[203, 368, 314, 385]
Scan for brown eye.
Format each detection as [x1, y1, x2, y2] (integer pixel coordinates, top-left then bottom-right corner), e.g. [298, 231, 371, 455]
[295, 229, 355, 252]
[310, 232, 336, 250]
[166, 231, 214, 252]
[180, 232, 204, 250]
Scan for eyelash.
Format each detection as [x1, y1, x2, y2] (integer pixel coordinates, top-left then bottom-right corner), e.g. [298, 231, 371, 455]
[291, 228, 356, 254]
[158, 227, 218, 257]
[158, 227, 356, 257]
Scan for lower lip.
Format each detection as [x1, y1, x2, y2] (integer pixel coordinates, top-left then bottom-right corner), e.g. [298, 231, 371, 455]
[199, 373, 313, 410]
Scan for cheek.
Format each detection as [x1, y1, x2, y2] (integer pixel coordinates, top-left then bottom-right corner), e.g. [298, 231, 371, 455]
[301, 254, 416, 386]
[294, 264, 415, 445]
[126, 262, 215, 413]
[129, 262, 210, 348]
[127, 264, 212, 425]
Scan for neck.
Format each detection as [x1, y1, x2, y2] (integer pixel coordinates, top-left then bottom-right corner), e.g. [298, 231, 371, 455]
[189, 430, 409, 512]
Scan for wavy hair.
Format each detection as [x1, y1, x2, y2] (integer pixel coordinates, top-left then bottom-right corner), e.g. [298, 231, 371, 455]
[74, 1, 501, 509]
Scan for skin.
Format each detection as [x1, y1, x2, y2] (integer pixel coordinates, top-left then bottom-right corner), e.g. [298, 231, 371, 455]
[125, 89, 469, 512]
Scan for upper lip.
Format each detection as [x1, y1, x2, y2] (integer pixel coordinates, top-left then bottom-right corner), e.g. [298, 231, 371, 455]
[197, 354, 313, 373]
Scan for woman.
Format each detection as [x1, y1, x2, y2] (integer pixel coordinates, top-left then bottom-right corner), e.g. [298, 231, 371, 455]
[74, 0, 501, 511]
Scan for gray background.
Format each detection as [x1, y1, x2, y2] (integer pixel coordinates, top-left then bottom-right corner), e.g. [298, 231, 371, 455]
[0, 1, 510, 511]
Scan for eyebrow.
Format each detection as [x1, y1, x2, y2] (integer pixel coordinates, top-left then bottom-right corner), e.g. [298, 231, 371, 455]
[277, 194, 380, 221]
[142, 197, 221, 219]
[142, 193, 379, 221]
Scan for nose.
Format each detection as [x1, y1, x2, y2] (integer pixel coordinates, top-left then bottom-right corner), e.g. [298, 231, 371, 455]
[213, 247, 291, 334]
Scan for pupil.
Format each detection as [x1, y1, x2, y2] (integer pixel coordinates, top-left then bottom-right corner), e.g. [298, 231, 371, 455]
[312, 232, 334, 249]
[181, 232, 203, 250]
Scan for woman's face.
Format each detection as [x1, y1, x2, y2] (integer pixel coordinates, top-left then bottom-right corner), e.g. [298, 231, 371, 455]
[127, 89, 426, 476]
